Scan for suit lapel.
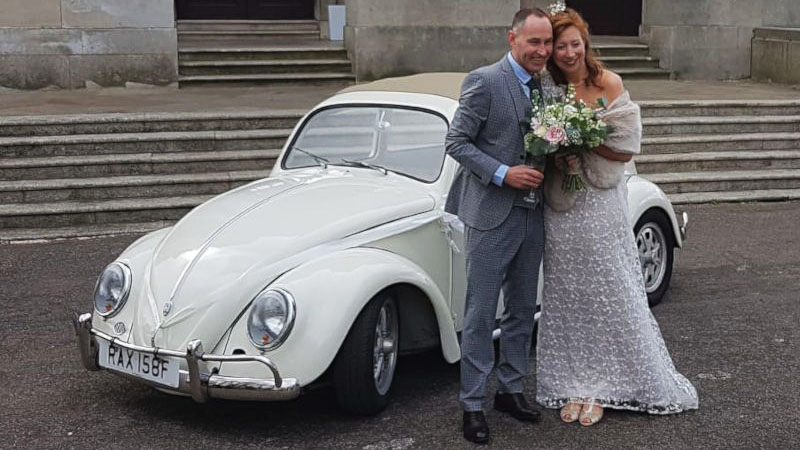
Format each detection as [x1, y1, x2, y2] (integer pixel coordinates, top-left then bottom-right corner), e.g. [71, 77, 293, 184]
[501, 57, 531, 141]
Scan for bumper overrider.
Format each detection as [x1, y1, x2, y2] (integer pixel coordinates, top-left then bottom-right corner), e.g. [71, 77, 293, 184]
[680, 211, 689, 241]
[72, 313, 300, 402]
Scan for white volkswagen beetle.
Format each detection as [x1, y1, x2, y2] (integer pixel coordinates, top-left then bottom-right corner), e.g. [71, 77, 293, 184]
[73, 73, 688, 416]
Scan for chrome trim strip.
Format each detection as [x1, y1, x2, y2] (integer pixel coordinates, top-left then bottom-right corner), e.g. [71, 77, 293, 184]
[72, 313, 300, 402]
[165, 181, 304, 314]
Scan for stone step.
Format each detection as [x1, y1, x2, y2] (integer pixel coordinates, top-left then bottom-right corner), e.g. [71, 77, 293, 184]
[179, 59, 352, 76]
[0, 149, 280, 180]
[178, 46, 348, 62]
[643, 115, 800, 135]
[642, 169, 800, 194]
[593, 44, 650, 57]
[668, 188, 800, 205]
[598, 56, 661, 69]
[0, 195, 212, 229]
[177, 30, 320, 44]
[178, 73, 355, 88]
[614, 68, 672, 80]
[641, 132, 800, 154]
[0, 110, 304, 137]
[635, 150, 800, 173]
[0, 220, 174, 243]
[0, 129, 292, 158]
[177, 20, 319, 32]
[0, 171, 262, 204]
[639, 100, 800, 117]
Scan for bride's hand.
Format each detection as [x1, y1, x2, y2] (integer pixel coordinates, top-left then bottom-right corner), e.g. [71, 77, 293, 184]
[554, 155, 578, 171]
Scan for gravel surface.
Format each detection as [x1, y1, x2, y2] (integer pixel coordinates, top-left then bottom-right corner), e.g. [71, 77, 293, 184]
[1, 201, 798, 449]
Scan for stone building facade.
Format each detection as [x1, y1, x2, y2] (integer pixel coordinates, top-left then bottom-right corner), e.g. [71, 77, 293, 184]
[642, 0, 800, 80]
[1, 0, 178, 89]
[1, 0, 798, 89]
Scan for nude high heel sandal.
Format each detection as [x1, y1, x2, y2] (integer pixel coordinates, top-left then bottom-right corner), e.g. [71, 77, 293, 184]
[560, 398, 583, 423]
[579, 398, 604, 426]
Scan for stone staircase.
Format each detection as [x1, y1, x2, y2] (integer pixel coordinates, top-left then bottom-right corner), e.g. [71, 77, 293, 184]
[637, 101, 800, 205]
[594, 36, 672, 80]
[3, 101, 799, 241]
[177, 20, 355, 88]
[0, 111, 303, 241]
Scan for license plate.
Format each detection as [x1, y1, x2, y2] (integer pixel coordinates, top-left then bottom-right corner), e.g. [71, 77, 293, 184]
[98, 339, 181, 388]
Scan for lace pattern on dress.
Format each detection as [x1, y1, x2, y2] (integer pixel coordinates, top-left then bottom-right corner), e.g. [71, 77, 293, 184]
[535, 182, 699, 415]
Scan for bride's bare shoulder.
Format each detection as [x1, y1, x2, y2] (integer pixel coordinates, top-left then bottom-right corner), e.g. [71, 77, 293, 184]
[600, 70, 625, 103]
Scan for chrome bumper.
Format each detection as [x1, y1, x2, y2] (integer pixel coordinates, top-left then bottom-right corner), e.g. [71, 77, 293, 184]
[680, 211, 689, 241]
[72, 313, 300, 402]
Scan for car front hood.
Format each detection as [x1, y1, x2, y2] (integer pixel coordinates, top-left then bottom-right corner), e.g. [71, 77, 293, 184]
[131, 168, 436, 351]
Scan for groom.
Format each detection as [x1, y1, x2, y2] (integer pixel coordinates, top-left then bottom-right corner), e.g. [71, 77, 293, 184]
[445, 8, 553, 444]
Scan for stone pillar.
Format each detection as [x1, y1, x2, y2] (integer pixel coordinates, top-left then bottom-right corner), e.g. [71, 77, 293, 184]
[642, 0, 800, 80]
[345, 0, 521, 81]
[0, 0, 177, 89]
[752, 27, 800, 84]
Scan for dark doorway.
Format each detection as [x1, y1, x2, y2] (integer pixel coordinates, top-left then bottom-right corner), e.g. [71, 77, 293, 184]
[176, 0, 315, 20]
[566, 0, 642, 36]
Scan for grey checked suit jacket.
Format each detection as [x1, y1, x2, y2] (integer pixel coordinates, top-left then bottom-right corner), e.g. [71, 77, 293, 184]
[445, 57, 558, 231]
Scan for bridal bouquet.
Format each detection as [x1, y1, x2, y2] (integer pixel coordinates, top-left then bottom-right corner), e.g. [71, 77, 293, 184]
[524, 85, 612, 192]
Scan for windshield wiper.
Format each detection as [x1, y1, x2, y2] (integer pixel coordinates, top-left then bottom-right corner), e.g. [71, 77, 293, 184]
[341, 158, 389, 175]
[292, 146, 329, 168]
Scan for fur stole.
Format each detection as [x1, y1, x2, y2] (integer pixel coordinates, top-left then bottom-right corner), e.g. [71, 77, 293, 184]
[545, 91, 642, 211]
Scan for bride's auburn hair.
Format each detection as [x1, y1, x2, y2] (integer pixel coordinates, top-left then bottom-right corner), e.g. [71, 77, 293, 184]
[548, 8, 605, 88]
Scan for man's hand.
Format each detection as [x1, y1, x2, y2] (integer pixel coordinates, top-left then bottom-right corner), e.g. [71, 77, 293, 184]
[504, 165, 544, 190]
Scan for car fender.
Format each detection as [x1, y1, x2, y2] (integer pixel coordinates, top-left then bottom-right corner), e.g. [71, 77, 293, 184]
[626, 175, 683, 248]
[89, 227, 173, 341]
[217, 247, 460, 386]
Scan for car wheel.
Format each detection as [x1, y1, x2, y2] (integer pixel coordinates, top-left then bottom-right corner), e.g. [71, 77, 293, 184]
[333, 293, 399, 416]
[634, 209, 675, 307]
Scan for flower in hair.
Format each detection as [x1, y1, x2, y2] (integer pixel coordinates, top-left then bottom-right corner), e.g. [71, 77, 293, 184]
[547, 1, 566, 15]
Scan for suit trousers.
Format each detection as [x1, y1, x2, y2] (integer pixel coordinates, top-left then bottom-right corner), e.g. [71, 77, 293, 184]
[459, 205, 544, 411]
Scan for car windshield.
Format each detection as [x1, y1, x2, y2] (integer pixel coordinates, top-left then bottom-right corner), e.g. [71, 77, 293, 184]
[284, 106, 448, 182]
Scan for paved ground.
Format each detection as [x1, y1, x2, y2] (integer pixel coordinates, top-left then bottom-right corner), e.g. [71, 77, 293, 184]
[1, 79, 798, 118]
[1, 201, 798, 449]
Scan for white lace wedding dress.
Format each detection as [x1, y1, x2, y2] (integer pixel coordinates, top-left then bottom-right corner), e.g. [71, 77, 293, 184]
[535, 93, 699, 414]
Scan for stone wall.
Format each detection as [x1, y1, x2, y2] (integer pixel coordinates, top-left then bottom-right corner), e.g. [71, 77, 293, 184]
[0, 0, 177, 89]
[752, 27, 800, 84]
[642, 0, 800, 80]
[344, 0, 522, 81]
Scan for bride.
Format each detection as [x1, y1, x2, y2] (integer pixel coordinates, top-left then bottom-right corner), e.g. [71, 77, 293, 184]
[535, 6, 699, 426]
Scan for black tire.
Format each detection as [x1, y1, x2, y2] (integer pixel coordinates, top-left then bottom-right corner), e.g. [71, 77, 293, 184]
[634, 209, 675, 307]
[333, 293, 399, 416]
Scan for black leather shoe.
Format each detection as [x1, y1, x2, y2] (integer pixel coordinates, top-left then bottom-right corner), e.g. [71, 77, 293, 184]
[462, 411, 490, 444]
[493, 392, 541, 422]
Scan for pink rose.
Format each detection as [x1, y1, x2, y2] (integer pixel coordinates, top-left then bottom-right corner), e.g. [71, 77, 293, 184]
[545, 126, 567, 144]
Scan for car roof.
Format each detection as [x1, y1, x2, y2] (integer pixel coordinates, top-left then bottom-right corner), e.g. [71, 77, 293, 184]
[338, 73, 467, 101]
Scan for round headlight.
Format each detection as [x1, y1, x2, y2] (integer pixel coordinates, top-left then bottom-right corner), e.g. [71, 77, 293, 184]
[93, 262, 132, 318]
[247, 288, 296, 351]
